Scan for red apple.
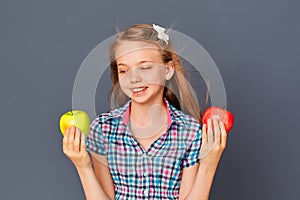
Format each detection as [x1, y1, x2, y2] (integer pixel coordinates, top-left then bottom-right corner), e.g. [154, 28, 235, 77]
[201, 106, 234, 133]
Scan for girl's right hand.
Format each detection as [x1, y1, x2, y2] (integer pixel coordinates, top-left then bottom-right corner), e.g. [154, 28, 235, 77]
[63, 126, 92, 170]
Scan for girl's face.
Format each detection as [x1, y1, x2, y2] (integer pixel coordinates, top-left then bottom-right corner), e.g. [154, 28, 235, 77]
[115, 41, 174, 105]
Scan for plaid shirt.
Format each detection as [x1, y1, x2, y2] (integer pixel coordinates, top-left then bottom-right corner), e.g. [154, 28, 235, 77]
[86, 97, 202, 199]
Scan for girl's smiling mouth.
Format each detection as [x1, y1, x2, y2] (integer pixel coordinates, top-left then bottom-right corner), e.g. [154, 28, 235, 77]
[130, 86, 148, 96]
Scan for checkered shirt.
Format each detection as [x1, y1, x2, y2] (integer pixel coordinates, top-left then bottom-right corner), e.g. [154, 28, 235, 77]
[86, 97, 202, 199]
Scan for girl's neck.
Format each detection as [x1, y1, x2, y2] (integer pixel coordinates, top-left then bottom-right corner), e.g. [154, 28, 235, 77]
[129, 98, 167, 127]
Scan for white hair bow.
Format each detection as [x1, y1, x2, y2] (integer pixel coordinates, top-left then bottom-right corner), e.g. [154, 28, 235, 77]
[152, 24, 169, 44]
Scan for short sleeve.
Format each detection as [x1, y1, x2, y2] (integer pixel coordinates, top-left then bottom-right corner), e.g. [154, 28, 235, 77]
[85, 117, 106, 156]
[181, 124, 202, 168]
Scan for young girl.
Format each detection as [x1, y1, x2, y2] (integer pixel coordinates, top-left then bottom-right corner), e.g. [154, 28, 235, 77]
[63, 24, 227, 200]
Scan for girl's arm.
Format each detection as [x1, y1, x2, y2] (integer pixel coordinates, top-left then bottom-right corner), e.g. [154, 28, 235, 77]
[76, 165, 112, 200]
[184, 163, 217, 200]
[185, 118, 227, 200]
[63, 126, 112, 200]
[90, 153, 116, 200]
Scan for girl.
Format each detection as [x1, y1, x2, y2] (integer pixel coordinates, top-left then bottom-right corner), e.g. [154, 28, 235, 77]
[63, 24, 227, 200]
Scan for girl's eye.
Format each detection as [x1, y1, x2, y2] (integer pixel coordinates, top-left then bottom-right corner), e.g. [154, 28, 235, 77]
[140, 66, 151, 70]
[118, 69, 127, 74]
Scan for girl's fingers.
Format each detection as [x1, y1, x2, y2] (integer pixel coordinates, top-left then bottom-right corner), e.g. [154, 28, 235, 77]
[207, 118, 213, 144]
[68, 126, 75, 152]
[219, 121, 227, 148]
[80, 132, 86, 152]
[63, 128, 69, 152]
[201, 123, 207, 144]
[74, 128, 80, 153]
[213, 118, 221, 144]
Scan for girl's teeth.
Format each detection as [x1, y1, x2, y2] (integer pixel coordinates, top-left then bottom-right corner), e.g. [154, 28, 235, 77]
[132, 87, 146, 92]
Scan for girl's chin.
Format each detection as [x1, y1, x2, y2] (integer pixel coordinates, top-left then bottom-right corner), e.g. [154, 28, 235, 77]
[129, 94, 151, 104]
[130, 95, 149, 102]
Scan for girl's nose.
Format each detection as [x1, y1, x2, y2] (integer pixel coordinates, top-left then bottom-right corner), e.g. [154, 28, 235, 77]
[129, 68, 142, 83]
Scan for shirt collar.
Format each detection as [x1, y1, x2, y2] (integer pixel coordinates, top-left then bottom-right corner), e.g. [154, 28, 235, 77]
[108, 97, 186, 127]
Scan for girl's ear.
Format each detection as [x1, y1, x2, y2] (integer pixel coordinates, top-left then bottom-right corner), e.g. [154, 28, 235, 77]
[165, 61, 175, 80]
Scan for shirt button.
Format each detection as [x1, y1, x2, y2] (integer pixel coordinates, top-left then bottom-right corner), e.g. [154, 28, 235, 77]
[143, 171, 149, 176]
[143, 189, 149, 195]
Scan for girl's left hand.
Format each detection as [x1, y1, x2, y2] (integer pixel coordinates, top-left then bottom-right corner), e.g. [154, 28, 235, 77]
[199, 118, 227, 171]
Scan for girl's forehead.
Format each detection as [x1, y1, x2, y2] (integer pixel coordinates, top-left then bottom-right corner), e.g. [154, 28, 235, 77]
[115, 41, 163, 65]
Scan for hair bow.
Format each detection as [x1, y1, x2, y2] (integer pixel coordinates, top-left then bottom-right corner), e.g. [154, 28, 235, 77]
[152, 24, 169, 44]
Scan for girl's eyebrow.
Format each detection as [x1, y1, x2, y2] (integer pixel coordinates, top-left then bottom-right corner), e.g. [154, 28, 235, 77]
[117, 60, 154, 67]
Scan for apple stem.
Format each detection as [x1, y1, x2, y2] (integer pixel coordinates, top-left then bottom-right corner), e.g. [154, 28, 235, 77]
[71, 110, 73, 115]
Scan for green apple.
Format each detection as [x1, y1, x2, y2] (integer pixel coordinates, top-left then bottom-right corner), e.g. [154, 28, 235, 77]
[59, 110, 90, 137]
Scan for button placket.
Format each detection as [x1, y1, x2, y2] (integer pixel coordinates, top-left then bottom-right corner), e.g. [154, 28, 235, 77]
[143, 188, 149, 195]
[142, 152, 149, 177]
[142, 152, 151, 197]
[143, 171, 149, 176]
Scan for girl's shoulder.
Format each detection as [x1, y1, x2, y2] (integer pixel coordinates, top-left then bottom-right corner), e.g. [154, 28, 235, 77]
[168, 103, 201, 144]
[168, 103, 201, 129]
[95, 111, 114, 123]
[92, 100, 131, 125]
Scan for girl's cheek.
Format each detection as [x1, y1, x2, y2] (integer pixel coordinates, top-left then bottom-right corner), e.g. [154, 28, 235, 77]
[118, 76, 130, 85]
[143, 73, 165, 84]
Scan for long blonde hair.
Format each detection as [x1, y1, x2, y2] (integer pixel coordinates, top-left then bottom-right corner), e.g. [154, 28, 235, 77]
[108, 24, 202, 123]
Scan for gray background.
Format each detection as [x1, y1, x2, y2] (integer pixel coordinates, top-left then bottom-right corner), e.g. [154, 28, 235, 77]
[1, 0, 299, 199]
